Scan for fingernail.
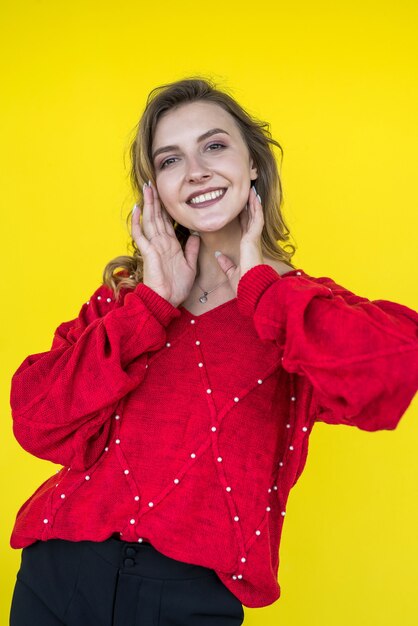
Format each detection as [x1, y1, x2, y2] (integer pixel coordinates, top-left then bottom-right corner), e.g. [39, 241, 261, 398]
[252, 184, 258, 195]
[148, 179, 152, 187]
[133, 203, 138, 213]
[257, 194, 262, 203]
[214, 250, 222, 258]
[142, 182, 147, 193]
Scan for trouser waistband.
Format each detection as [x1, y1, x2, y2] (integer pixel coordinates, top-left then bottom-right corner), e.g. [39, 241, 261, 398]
[82, 536, 217, 580]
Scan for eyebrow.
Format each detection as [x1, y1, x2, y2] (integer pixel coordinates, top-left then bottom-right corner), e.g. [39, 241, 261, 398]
[152, 128, 230, 162]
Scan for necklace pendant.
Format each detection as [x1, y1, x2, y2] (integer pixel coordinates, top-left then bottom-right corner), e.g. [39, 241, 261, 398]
[199, 293, 208, 304]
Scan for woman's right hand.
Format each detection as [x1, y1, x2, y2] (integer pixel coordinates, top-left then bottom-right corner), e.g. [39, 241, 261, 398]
[131, 181, 201, 307]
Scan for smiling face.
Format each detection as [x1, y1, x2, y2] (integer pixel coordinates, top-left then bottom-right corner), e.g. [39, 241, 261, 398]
[152, 101, 258, 232]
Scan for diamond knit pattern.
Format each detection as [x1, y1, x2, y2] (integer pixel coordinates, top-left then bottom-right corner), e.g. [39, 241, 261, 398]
[9, 264, 418, 608]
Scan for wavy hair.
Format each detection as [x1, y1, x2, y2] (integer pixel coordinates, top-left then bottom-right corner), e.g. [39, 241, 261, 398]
[103, 76, 297, 298]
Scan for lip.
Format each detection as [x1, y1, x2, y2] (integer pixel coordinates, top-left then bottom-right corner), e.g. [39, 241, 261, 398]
[186, 188, 227, 208]
[186, 187, 227, 203]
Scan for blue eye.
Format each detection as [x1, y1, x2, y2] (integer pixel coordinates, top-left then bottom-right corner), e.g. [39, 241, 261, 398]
[159, 143, 226, 169]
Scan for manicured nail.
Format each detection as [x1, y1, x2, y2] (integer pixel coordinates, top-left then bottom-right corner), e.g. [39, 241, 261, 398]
[133, 203, 138, 213]
[148, 179, 152, 187]
[142, 182, 147, 194]
[252, 184, 258, 195]
[214, 250, 222, 258]
[256, 194, 262, 203]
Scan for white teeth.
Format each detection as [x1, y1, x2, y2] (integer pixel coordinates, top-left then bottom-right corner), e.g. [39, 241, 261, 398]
[189, 189, 225, 204]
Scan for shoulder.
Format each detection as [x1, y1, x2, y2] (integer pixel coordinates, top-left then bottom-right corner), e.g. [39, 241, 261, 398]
[262, 259, 296, 276]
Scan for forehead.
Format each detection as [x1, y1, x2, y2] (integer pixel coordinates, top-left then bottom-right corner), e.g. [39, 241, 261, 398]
[153, 101, 240, 145]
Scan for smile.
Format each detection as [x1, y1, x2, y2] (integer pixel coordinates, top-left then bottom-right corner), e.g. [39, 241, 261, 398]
[187, 188, 227, 208]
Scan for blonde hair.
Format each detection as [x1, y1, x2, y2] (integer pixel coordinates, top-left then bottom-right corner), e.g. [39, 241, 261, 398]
[103, 76, 297, 298]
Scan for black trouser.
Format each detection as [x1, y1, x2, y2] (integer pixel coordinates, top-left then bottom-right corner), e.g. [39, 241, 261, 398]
[10, 536, 244, 625]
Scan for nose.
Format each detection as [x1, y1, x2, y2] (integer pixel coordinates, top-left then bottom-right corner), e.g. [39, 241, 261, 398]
[184, 154, 212, 182]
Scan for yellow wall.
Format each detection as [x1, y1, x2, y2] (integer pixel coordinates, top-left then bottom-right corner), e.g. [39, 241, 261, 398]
[1, 1, 417, 624]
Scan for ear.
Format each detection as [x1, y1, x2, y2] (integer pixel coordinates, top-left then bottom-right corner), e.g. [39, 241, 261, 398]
[249, 156, 258, 181]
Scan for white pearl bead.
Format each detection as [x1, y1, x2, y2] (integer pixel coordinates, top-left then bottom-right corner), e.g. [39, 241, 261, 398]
[106, 297, 112, 302]
[281, 511, 286, 516]
[195, 340, 200, 345]
[43, 518, 48, 524]
[174, 479, 179, 484]
[296, 271, 302, 276]
[289, 445, 294, 450]
[190, 453, 196, 458]
[268, 488, 272, 493]
[257, 379, 263, 384]
[255, 530, 261, 535]
[85, 475, 90, 480]
[291, 396, 296, 401]
[104, 447, 109, 452]
[217, 457, 222, 462]
[124, 470, 129, 475]
[130, 519, 135, 524]
[198, 362, 203, 367]
[166, 342, 171, 347]
[279, 462, 284, 466]
[97, 295, 101, 300]
[302, 426, 308, 432]
[86, 301, 90, 305]
[226, 486, 232, 492]
[241, 557, 246, 563]
[134, 496, 139, 501]
[206, 389, 212, 394]
[234, 516, 239, 521]
[190, 320, 195, 324]
[115, 439, 121, 444]
[115, 414, 120, 420]
[234, 397, 239, 402]
[148, 502, 154, 507]
[60, 494, 65, 499]
[211, 426, 216, 431]
[266, 506, 271, 512]
[138, 538, 143, 543]
[237, 575, 243, 579]
[286, 423, 291, 428]
[232, 575, 237, 580]
[273, 485, 278, 490]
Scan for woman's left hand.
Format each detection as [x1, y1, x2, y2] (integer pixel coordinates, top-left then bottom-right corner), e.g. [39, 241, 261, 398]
[214, 185, 265, 295]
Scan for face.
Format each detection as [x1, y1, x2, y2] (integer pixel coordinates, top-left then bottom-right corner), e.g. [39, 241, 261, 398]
[151, 101, 258, 232]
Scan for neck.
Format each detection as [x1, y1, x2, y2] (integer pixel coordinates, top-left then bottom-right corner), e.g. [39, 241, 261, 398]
[193, 218, 241, 288]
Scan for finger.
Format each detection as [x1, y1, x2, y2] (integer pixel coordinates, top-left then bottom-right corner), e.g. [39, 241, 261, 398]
[239, 202, 249, 232]
[215, 251, 237, 277]
[252, 188, 265, 232]
[148, 180, 178, 237]
[141, 182, 159, 239]
[131, 203, 151, 252]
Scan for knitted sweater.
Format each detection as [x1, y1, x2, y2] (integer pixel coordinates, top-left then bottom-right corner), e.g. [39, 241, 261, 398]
[9, 264, 418, 608]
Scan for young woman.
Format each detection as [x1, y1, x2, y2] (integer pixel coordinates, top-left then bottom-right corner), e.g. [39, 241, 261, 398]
[9, 77, 418, 625]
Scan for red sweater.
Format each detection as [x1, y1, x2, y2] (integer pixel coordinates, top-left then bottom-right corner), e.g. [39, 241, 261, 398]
[9, 264, 418, 608]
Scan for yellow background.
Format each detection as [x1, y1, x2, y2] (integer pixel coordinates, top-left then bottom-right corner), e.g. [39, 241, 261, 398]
[1, 1, 417, 624]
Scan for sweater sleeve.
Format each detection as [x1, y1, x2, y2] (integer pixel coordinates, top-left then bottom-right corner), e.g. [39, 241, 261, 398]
[237, 264, 418, 431]
[10, 280, 181, 470]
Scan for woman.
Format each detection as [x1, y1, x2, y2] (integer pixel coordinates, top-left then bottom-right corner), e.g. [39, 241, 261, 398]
[9, 77, 418, 625]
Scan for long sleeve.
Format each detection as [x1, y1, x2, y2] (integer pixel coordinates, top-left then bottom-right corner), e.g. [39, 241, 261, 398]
[237, 265, 418, 431]
[10, 280, 181, 470]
